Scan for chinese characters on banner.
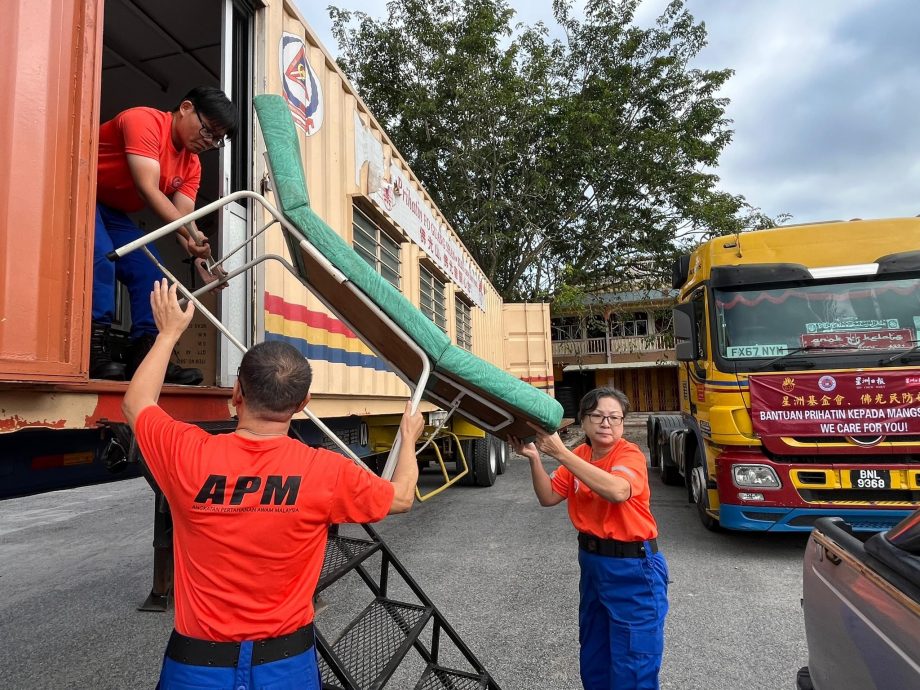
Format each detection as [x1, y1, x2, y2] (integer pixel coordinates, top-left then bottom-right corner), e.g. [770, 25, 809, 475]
[372, 165, 486, 309]
[354, 115, 487, 309]
[748, 370, 920, 437]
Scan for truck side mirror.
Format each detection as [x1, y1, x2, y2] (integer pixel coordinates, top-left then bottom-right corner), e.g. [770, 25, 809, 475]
[673, 303, 699, 361]
[672, 255, 690, 289]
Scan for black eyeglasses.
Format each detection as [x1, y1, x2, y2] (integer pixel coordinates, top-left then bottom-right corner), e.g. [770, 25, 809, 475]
[584, 412, 624, 426]
[193, 107, 226, 149]
[237, 366, 245, 396]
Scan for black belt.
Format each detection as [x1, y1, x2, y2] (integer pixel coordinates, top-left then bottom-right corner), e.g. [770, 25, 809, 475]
[165, 623, 315, 667]
[578, 532, 658, 558]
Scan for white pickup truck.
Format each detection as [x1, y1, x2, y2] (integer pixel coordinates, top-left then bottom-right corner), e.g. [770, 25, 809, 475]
[798, 511, 920, 689]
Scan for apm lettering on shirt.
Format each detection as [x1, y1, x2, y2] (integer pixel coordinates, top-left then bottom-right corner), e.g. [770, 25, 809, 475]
[193, 474, 302, 505]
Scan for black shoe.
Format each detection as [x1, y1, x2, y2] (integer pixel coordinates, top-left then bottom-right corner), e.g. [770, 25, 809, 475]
[90, 321, 126, 380]
[127, 334, 204, 386]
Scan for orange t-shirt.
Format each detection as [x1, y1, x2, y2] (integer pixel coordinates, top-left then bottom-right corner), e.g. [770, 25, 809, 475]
[550, 438, 658, 542]
[96, 107, 201, 212]
[135, 405, 395, 641]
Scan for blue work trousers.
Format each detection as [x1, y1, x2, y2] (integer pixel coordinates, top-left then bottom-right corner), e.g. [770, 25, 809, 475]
[92, 203, 164, 338]
[578, 545, 669, 690]
[157, 641, 321, 690]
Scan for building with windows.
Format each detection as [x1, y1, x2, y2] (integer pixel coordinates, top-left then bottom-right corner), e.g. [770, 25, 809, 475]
[551, 288, 679, 415]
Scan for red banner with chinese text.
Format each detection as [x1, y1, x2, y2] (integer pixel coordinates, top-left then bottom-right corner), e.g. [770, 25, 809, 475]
[800, 329, 913, 350]
[748, 369, 920, 437]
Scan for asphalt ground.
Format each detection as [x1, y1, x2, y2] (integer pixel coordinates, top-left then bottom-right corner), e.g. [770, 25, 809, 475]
[0, 419, 809, 689]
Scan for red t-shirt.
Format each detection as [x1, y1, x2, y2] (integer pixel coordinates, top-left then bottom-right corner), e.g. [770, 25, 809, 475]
[135, 405, 395, 641]
[97, 107, 201, 212]
[550, 438, 658, 542]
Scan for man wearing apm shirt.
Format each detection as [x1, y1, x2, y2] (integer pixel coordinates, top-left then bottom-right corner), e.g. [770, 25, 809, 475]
[92, 86, 238, 384]
[123, 279, 425, 689]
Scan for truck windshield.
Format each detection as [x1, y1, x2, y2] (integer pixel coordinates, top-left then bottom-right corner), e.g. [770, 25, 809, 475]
[713, 276, 920, 361]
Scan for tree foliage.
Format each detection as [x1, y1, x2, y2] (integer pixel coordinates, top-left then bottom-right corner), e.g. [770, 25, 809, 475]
[330, 0, 782, 301]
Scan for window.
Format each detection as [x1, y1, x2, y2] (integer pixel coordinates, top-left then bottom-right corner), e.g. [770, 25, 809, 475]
[610, 312, 649, 337]
[714, 276, 920, 360]
[353, 207, 401, 288]
[551, 316, 581, 340]
[420, 266, 447, 331]
[456, 297, 472, 350]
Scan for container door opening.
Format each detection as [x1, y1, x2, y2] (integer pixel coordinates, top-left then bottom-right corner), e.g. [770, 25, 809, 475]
[99, 0, 253, 387]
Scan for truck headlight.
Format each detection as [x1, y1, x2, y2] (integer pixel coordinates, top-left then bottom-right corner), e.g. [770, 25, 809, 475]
[733, 465, 780, 488]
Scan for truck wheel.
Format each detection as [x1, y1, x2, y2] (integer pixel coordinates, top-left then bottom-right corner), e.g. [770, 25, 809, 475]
[656, 426, 682, 486]
[458, 439, 476, 486]
[647, 420, 659, 466]
[651, 416, 684, 486]
[493, 436, 509, 475]
[472, 437, 497, 487]
[691, 446, 720, 531]
[647, 421, 660, 468]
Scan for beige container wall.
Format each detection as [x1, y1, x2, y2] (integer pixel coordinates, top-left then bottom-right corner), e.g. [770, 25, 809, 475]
[473, 289, 505, 367]
[261, 5, 407, 417]
[259, 3, 509, 418]
[502, 303, 555, 395]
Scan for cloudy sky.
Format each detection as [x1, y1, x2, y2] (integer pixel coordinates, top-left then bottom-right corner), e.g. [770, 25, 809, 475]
[296, 0, 920, 225]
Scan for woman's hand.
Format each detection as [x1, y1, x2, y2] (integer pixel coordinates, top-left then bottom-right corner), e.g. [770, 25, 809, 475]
[509, 435, 540, 464]
[528, 424, 569, 460]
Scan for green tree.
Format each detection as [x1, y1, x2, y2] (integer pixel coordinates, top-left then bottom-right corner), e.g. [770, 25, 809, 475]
[331, 0, 780, 301]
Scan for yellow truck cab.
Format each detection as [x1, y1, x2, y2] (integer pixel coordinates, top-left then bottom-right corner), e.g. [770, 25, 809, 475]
[648, 219, 920, 531]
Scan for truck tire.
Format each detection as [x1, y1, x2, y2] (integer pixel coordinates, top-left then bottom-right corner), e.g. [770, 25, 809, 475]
[647, 418, 659, 467]
[493, 436, 509, 475]
[472, 436, 497, 487]
[654, 417, 684, 486]
[691, 446, 720, 531]
[458, 439, 476, 486]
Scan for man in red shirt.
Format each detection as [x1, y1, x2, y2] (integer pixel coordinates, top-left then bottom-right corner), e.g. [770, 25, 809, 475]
[123, 279, 425, 689]
[92, 86, 238, 384]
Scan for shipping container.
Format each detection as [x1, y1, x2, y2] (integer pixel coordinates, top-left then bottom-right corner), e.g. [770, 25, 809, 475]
[0, 0, 554, 497]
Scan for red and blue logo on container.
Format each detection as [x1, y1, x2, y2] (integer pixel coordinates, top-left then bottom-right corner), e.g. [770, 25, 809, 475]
[279, 32, 324, 136]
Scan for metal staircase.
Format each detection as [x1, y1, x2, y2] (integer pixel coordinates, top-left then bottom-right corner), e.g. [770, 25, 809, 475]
[315, 524, 500, 690]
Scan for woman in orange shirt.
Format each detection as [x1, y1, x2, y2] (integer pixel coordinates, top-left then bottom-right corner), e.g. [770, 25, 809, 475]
[512, 387, 669, 690]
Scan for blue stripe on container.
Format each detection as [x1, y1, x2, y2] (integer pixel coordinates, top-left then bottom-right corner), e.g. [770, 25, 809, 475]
[265, 332, 391, 372]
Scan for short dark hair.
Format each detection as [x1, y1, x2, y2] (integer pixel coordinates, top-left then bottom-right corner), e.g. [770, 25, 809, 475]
[238, 341, 312, 417]
[578, 386, 630, 422]
[177, 86, 239, 139]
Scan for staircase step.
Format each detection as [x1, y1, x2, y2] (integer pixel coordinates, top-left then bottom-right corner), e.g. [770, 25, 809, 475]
[318, 655, 346, 690]
[318, 534, 380, 591]
[322, 597, 433, 689]
[414, 664, 489, 690]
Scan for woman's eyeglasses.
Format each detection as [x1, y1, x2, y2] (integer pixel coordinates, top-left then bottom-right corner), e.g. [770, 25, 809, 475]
[584, 412, 624, 426]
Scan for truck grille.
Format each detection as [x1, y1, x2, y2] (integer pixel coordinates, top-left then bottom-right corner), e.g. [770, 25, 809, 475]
[796, 471, 829, 485]
[790, 435, 920, 444]
[798, 488, 920, 503]
[764, 450, 920, 464]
